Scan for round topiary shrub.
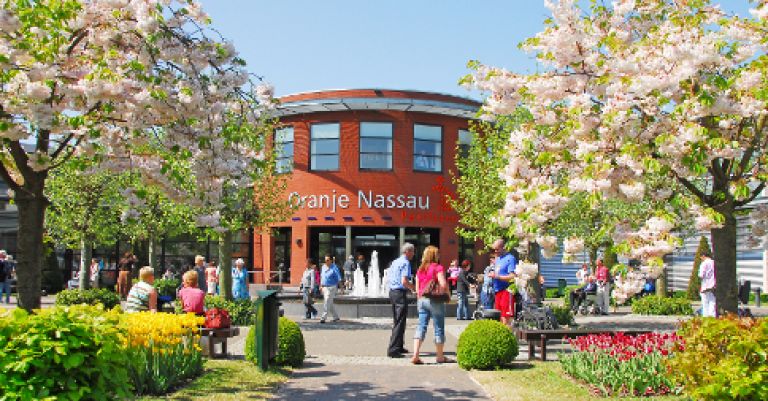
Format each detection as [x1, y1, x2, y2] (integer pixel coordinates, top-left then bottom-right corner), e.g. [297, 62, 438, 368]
[275, 317, 305, 367]
[457, 320, 518, 370]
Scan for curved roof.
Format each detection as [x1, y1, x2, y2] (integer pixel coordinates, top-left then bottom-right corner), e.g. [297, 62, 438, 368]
[277, 89, 481, 119]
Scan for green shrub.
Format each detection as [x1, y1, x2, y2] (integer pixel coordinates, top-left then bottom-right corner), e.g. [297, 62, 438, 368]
[204, 295, 257, 326]
[245, 324, 257, 363]
[154, 278, 180, 298]
[56, 288, 121, 309]
[457, 320, 518, 370]
[275, 317, 306, 367]
[0, 305, 132, 400]
[631, 295, 692, 315]
[669, 316, 767, 401]
[550, 305, 574, 326]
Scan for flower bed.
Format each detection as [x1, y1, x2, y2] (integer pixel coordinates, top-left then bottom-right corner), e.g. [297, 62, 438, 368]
[122, 312, 205, 395]
[559, 332, 682, 397]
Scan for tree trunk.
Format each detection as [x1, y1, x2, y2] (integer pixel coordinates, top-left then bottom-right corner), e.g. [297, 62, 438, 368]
[711, 204, 738, 314]
[218, 231, 233, 301]
[148, 236, 159, 271]
[15, 186, 48, 311]
[588, 247, 598, 270]
[656, 267, 668, 298]
[78, 239, 93, 290]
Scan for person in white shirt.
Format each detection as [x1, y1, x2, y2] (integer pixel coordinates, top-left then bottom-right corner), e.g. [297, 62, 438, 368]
[698, 250, 716, 317]
[576, 263, 589, 285]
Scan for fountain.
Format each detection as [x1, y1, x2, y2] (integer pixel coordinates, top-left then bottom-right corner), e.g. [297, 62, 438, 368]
[380, 265, 390, 296]
[367, 250, 382, 297]
[352, 267, 366, 297]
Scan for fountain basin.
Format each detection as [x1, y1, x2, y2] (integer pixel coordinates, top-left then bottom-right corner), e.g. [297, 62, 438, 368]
[277, 291, 476, 318]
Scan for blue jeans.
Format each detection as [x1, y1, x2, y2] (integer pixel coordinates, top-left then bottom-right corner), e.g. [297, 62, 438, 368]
[1, 280, 10, 303]
[456, 291, 469, 319]
[414, 297, 446, 344]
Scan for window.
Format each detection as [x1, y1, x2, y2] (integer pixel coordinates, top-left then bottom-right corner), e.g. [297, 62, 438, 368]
[275, 127, 294, 173]
[458, 129, 472, 159]
[359, 122, 392, 170]
[310, 123, 340, 171]
[413, 124, 442, 172]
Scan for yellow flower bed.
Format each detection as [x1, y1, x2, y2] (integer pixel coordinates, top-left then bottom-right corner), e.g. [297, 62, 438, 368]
[123, 312, 204, 349]
[122, 312, 205, 395]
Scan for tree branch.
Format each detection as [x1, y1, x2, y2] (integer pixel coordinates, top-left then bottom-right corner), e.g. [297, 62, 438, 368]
[675, 174, 711, 205]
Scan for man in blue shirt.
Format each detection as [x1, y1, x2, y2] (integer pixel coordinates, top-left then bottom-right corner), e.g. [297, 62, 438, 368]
[320, 255, 342, 323]
[487, 239, 517, 325]
[387, 243, 415, 358]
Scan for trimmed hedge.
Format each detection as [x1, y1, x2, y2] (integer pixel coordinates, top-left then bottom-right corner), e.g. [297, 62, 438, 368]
[631, 295, 692, 315]
[275, 317, 306, 367]
[246, 317, 306, 368]
[55, 288, 121, 309]
[457, 320, 518, 370]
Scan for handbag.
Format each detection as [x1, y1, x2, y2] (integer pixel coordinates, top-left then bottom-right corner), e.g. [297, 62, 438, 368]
[204, 307, 232, 329]
[423, 278, 450, 303]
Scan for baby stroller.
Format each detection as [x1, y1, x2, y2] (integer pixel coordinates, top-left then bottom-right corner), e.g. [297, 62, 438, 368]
[473, 282, 496, 320]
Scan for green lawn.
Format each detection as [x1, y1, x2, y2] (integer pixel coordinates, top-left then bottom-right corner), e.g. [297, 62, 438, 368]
[137, 359, 289, 401]
[470, 361, 687, 401]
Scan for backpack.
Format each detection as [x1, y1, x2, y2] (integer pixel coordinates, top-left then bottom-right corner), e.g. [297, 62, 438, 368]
[0, 261, 6, 282]
[204, 308, 232, 329]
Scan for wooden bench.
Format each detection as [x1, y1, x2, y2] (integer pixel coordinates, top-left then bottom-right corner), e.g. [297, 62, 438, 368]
[199, 327, 240, 359]
[513, 328, 651, 361]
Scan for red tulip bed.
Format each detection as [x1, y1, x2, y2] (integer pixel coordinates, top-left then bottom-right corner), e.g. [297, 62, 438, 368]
[559, 332, 682, 397]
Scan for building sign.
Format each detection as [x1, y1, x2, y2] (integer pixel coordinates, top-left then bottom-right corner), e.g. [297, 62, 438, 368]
[288, 190, 430, 213]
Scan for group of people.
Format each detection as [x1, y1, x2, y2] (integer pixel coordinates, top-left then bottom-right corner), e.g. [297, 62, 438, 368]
[570, 260, 612, 315]
[121, 254, 252, 314]
[300, 255, 343, 323]
[384, 239, 522, 364]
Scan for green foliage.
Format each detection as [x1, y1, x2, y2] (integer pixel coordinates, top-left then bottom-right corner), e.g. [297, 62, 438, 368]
[55, 288, 121, 309]
[204, 295, 257, 326]
[457, 320, 519, 370]
[687, 236, 709, 300]
[45, 159, 127, 249]
[274, 317, 305, 367]
[669, 316, 768, 401]
[453, 113, 527, 245]
[154, 279, 180, 298]
[549, 305, 574, 326]
[0, 305, 132, 400]
[631, 295, 692, 315]
[245, 325, 257, 363]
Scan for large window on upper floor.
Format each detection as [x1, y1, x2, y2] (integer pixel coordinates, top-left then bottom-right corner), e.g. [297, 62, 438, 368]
[310, 122, 340, 171]
[413, 124, 442, 172]
[359, 122, 393, 170]
[274, 126, 294, 173]
[458, 129, 472, 159]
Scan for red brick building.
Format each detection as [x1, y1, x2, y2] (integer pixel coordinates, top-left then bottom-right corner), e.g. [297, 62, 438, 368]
[253, 89, 481, 285]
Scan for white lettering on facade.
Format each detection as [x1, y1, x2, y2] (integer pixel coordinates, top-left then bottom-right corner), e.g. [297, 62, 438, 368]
[289, 190, 430, 213]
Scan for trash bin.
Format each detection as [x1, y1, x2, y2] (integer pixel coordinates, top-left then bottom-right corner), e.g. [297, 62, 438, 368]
[253, 289, 281, 370]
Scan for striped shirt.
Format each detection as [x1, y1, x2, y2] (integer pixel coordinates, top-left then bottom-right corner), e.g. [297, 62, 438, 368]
[125, 281, 154, 313]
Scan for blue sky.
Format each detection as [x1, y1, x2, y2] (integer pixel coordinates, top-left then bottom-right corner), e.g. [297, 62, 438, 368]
[199, 1, 751, 100]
